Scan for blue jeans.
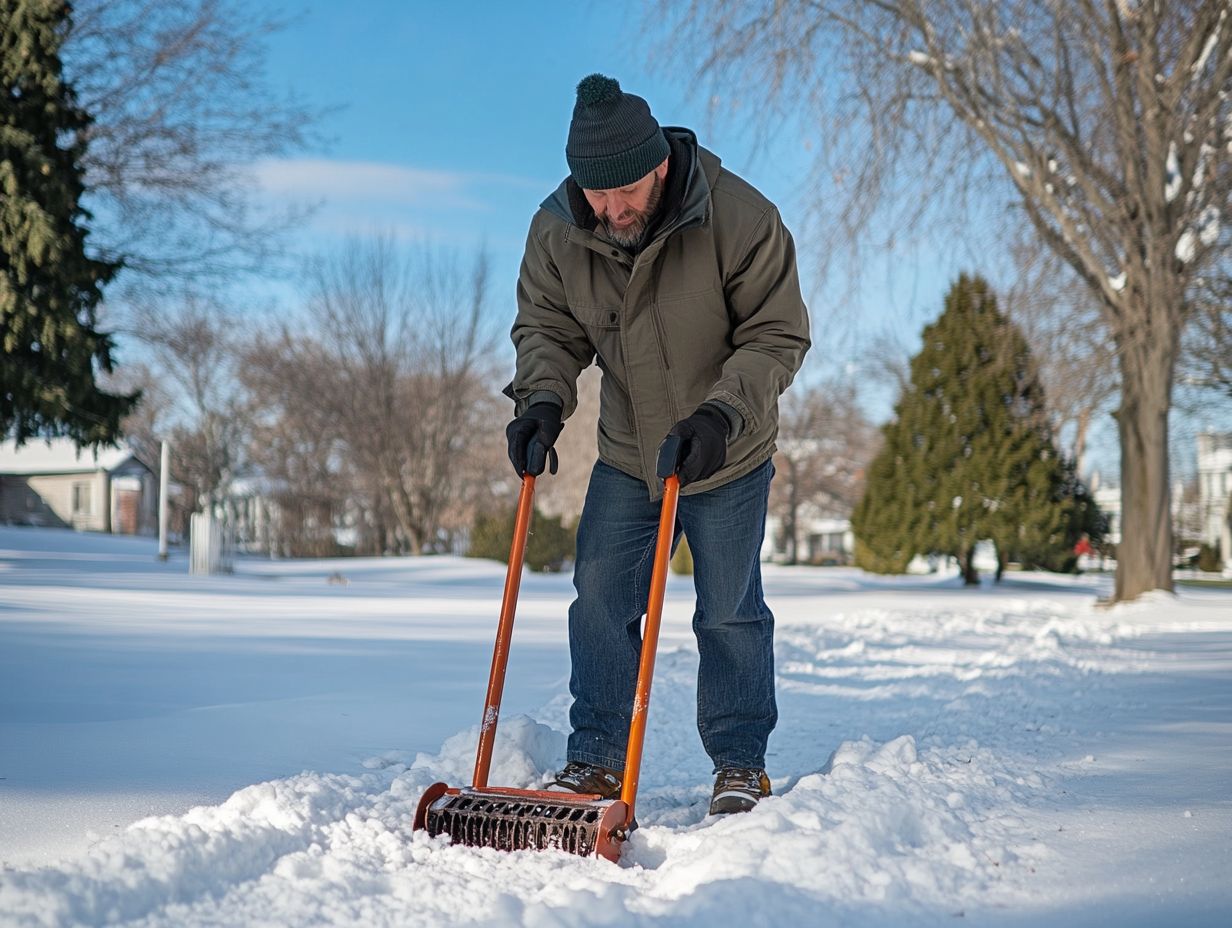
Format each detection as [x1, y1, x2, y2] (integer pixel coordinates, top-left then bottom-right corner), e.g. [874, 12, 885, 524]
[567, 458, 777, 773]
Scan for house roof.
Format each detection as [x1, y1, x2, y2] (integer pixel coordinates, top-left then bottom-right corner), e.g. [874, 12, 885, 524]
[0, 437, 137, 476]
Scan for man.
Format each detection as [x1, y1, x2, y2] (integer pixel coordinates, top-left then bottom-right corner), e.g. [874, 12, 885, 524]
[504, 74, 810, 815]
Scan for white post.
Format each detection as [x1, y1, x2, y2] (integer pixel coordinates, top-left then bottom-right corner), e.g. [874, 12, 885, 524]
[190, 511, 212, 575]
[158, 440, 170, 561]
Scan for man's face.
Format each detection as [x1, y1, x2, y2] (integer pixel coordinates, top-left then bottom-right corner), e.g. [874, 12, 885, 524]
[582, 158, 669, 247]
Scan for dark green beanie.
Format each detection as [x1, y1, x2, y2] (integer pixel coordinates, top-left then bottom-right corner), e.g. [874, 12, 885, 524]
[566, 74, 669, 190]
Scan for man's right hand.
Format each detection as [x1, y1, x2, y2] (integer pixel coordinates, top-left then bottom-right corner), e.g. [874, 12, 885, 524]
[505, 402, 564, 477]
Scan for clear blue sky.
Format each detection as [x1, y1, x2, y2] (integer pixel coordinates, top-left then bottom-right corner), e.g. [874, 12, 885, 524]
[245, 1, 1232, 479]
[250, 2, 966, 400]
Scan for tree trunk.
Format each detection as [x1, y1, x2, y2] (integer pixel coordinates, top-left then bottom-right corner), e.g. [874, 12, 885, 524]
[786, 466, 799, 565]
[382, 459, 422, 556]
[960, 545, 979, 586]
[1072, 408, 1091, 475]
[1114, 332, 1176, 601]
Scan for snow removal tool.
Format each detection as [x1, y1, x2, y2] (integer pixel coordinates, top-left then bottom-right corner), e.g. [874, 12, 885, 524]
[413, 437, 684, 862]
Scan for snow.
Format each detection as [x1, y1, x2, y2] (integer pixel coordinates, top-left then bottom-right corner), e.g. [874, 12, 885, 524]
[1198, 205, 1221, 245]
[2, 526, 1231, 926]
[1165, 143, 1181, 202]
[1177, 228, 1198, 263]
[1174, 199, 1216, 265]
[1108, 271, 1127, 292]
[1192, 14, 1223, 76]
[0, 439, 135, 476]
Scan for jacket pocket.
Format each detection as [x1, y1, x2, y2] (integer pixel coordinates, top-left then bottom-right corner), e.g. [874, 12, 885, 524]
[569, 302, 625, 376]
[654, 291, 730, 412]
[570, 302, 622, 329]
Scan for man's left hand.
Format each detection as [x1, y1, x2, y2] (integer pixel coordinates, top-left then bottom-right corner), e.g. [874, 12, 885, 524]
[661, 404, 730, 486]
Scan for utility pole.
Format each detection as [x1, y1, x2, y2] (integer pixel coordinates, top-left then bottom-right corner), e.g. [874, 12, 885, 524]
[158, 440, 170, 561]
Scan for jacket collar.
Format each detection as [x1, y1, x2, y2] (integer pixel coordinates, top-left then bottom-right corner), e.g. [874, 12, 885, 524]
[540, 127, 718, 250]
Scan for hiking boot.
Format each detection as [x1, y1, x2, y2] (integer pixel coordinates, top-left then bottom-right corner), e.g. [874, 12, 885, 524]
[709, 766, 771, 815]
[546, 761, 623, 800]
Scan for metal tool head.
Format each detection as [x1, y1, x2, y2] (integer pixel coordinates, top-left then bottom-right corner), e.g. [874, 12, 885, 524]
[415, 783, 629, 862]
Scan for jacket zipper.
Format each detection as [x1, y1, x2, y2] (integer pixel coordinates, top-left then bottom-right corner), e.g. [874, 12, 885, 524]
[624, 255, 681, 477]
[650, 305, 672, 371]
[646, 300, 680, 426]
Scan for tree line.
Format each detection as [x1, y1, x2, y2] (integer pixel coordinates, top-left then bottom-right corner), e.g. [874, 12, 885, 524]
[121, 238, 506, 557]
[650, 0, 1232, 602]
[3, 1, 1229, 601]
[854, 274, 1104, 584]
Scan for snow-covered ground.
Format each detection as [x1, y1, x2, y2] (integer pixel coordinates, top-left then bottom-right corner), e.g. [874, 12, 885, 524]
[1, 525, 1229, 926]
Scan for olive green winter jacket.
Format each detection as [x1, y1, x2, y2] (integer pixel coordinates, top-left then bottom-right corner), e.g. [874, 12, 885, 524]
[505, 128, 811, 499]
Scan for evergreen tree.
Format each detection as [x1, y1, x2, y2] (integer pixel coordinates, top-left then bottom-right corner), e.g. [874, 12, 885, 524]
[1, 0, 136, 446]
[853, 274, 1096, 584]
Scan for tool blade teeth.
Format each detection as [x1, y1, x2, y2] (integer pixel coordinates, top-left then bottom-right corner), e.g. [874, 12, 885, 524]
[425, 795, 607, 856]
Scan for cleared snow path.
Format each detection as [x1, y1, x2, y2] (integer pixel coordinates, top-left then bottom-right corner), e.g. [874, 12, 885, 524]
[1, 528, 1229, 926]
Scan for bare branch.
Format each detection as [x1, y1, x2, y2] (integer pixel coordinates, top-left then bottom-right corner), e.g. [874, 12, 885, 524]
[646, 0, 1232, 601]
[64, 0, 324, 294]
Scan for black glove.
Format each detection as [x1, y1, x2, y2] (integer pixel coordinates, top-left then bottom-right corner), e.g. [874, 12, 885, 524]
[506, 402, 563, 477]
[660, 403, 730, 486]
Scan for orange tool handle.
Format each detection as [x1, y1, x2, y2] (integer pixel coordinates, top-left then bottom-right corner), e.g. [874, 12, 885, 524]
[617, 473, 680, 826]
[472, 473, 536, 789]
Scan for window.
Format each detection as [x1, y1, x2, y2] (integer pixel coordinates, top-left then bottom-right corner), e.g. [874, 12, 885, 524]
[72, 481, 92, 516]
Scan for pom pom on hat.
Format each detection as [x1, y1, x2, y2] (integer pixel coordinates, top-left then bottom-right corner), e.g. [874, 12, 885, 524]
[576, 73, 622, 106]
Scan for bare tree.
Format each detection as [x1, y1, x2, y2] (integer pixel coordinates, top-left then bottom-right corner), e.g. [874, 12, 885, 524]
[652, 0, 1232, 601]
[771, 379, 878, 564]
[124, 297, 253, 511]
[105, 362, 195, 536]
[248, 237, 502, 556]
[862, 329, 913, 402]
[1183, 270, 1232, 395]
[240, 337, 350, 556]
[392, 247, 505, 552]
[1003, 234, 1120, 472]
[533, 366, 601, 526]
[63, 0, 319, 293]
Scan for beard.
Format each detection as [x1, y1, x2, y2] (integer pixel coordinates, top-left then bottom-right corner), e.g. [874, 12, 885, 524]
[601, 172, 664, 247]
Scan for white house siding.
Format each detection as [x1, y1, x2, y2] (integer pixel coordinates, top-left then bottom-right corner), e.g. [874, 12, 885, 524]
[26, 472, 110, 532]
[1197, 433, 1232, 558]
[1093, 484, 1122, 546]
[763, 513, 854, 564]
[0, 476, 65, 527]
[0, 440, 161, 536]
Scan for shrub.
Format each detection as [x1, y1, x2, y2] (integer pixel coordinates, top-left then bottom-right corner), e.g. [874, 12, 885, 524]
[1197, 543, 1223, 573]
[854, 538, 911, 574]
[670, 534, 694, 575]
[468, 507, 576, 572]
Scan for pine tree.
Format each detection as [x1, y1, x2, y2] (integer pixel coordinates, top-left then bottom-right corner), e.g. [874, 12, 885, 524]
[853, 274, 1095, 584]
[1, 0, 136, 446]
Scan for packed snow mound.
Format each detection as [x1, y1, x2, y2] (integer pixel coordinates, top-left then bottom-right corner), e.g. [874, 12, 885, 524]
[2, 531, 1230, 925]
[1, 712, 1045, 927]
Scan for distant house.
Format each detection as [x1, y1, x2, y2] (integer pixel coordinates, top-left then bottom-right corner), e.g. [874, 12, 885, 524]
[763, 504, 855, 565]
[1087, 431, 1231, 558]
[1091, 478, 1122, 547]
[1197, 432, 1232, 557]
[0, 438, 158, 535]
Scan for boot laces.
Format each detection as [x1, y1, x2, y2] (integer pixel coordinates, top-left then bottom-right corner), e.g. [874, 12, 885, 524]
[715, 767, 766, 794]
